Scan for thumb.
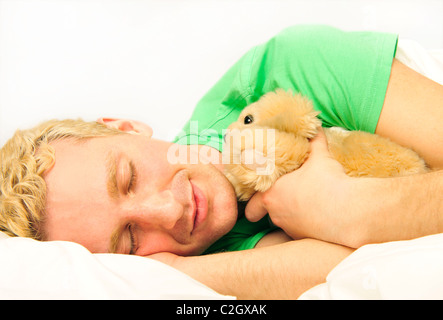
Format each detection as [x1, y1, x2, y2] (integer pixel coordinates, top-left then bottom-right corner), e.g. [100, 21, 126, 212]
[245, 192, 268, 222]
[308, 127, 330, 159]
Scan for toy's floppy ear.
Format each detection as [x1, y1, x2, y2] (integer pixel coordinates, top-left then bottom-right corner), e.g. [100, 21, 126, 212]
[256, 90, 321, 138]
[259, 110, 321, 139]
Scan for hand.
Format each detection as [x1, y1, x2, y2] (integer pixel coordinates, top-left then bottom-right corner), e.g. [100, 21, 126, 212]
[245, 128, 350, 242]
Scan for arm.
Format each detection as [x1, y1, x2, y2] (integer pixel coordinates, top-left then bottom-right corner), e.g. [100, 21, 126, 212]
[342, 170, 443, 247]
[155, 237, 353, 299]
[376, 59, 443, 169]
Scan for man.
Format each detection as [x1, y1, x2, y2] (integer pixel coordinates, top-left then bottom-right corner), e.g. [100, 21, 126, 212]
[1, 25, 443, 299]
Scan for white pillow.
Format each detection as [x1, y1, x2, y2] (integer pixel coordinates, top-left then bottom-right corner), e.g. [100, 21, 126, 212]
[299, 233, 443, 300]
[0, 232, 235, 300]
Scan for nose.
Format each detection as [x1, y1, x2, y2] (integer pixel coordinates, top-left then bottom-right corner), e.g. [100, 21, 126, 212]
[129, 190, 185, 231]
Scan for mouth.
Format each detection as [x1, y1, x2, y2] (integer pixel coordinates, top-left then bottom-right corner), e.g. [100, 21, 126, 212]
[190, 181, 208, 234]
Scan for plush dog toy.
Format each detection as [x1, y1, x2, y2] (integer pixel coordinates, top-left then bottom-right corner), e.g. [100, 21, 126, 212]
[222, 89, 428, 201]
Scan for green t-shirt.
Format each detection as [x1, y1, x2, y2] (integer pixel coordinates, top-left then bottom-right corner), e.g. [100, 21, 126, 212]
[174, 25, 398, 253]
[205, 213, 277, 254]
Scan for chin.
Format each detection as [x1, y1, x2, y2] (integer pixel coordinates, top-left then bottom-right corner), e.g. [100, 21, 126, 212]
[209, 187, 238, 239]
[212, 170, 238, 221]
[187, 162, 239, 254]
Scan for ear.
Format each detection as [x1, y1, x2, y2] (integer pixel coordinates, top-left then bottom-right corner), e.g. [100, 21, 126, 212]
[259, 107, 321, 139]
[96, 118, 153, 138]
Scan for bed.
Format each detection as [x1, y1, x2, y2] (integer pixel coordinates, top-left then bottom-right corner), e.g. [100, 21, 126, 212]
[1, 1, 443, 300]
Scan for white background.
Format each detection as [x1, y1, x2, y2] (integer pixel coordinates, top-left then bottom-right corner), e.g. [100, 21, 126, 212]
[1, 0, 442, 145]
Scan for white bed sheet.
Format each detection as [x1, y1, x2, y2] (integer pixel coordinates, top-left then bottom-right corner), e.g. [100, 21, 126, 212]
[299, 233, 443, 300]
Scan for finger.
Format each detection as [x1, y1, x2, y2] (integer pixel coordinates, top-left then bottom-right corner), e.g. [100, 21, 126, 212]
[245, 192, 268, 222]
[309, 127, 330, 157]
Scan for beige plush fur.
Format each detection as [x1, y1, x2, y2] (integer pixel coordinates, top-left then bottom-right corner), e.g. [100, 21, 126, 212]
[222, 89, 428, 201]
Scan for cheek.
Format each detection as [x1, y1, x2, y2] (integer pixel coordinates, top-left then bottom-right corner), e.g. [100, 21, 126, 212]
[136, 233, 176, 256]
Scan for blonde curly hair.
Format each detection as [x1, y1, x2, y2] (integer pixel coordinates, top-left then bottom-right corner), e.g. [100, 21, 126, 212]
[0, 119, 123, 239]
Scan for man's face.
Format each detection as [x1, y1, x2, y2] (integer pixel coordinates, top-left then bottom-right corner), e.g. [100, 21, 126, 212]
[43, 126, 237, 256]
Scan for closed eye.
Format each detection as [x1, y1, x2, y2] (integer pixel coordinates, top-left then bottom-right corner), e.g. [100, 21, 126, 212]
[128, 224, 137, 255]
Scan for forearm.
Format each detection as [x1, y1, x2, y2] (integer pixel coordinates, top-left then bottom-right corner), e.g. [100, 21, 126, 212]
[340, 170, 443, 247]
[172, 239, 353, 299]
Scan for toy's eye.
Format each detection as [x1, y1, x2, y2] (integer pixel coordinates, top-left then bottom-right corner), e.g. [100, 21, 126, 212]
[244, 115, 254, 125]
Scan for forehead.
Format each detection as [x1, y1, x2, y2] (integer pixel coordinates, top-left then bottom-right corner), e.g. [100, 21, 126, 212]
[42, 136, 118, 251]
[44, 136, 119, 190]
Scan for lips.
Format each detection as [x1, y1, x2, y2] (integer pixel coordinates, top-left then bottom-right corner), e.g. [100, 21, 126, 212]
[190, 181, 208, 234]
